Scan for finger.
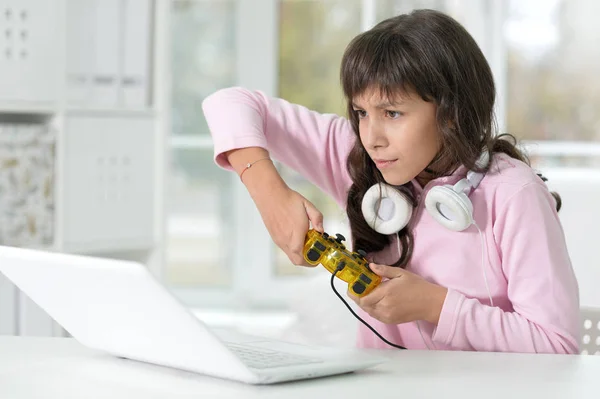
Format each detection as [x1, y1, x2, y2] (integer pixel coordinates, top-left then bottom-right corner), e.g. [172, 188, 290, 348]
[303, 200, 324, 232]
[288, 251, 310, 267]
[347, 293, 357, 304]
[347, 289, 360, 303]
[357, 288, 386, 308]
[287, 235, 312, 267]
[353, 299, 382, 321]
[370, 263, 404, 279]
[346, 288, 377, 312]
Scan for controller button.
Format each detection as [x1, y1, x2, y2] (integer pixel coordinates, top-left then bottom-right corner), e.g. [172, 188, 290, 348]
[334, 233, 346, 243]
[359, 274, 372, 284]
[306, 249, 321, 262]
[323, 232, 329, 239]
[352, 281, 366, 295]
[314, 241, 326, 251]
[357, 249, 367, 258]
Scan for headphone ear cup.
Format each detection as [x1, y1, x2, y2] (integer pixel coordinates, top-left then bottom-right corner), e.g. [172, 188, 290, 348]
[425, 184, 474, 231]
[361, 183, 413, 235]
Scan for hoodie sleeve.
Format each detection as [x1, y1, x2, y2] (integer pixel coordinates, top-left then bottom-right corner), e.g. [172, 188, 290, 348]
[432, 181, 581, 354]
[201, 87, 355, 205]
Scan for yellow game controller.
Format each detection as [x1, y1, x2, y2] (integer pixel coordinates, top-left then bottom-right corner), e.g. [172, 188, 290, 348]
[303, 229, 381, 297]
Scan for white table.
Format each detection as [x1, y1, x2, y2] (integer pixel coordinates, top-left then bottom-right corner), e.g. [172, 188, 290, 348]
[1, 337, 599, 398]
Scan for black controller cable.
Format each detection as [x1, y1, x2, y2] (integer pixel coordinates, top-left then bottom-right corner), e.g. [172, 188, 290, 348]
[331, 264, 407, 350]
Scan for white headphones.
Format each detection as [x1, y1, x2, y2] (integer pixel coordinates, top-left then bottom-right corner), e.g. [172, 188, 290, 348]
[361, 151, 490, 234]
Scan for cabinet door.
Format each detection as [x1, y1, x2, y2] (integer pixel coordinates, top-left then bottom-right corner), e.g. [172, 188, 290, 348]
[0, 0, 60, 103]
[62, 115, 156, 252]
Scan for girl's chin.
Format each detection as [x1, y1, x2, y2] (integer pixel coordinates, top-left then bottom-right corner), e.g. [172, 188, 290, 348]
[381, 172, 413, 187]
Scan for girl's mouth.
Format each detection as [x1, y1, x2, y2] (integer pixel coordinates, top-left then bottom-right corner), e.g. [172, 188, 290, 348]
[374, 159, 398, 169]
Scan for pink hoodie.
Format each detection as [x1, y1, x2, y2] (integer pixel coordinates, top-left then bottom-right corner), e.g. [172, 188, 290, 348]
[202, 87, 581, 354]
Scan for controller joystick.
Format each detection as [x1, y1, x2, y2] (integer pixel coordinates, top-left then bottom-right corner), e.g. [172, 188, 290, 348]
[303, 229, 381, 297]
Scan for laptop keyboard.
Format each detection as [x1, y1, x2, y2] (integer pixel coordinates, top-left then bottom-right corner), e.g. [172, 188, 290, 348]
[226, 343, 323, 369]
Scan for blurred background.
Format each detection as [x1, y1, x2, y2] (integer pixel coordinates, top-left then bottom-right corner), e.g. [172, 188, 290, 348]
[1, 0, 599, 346]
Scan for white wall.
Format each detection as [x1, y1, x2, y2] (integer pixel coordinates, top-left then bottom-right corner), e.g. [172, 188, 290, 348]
[545, 168, 600, 308]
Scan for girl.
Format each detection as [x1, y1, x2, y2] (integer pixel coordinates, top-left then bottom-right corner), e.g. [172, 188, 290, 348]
[202, 9, 580, 353]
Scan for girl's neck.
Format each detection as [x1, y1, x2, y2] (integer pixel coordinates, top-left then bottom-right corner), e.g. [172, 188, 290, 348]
[415, 172, 435, 188]
[416, 161, 461, 188]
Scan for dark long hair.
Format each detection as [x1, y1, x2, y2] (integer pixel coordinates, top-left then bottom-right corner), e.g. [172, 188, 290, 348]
[340, 9, 560, 267]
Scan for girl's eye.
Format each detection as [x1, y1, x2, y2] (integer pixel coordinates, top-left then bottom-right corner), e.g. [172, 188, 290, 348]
[386, 110, 402, 119]
[354, 110, 367, 119]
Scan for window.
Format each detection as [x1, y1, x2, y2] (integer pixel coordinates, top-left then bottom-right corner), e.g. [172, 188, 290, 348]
[278, 0, 362, 117]
[171, 0, 236, 136]
[376, 0, 459, 21]
[275, 0, 361, 276]
[505, 0, 600, 168]
[167, 148, 234, 287]
[169, 0, 236, 289]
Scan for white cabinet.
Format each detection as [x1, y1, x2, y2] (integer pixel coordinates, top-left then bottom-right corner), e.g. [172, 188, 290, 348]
[0, 0, 162, 337]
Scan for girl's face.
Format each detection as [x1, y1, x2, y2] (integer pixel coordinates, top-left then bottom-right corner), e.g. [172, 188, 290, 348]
[353, 87, 441, 187]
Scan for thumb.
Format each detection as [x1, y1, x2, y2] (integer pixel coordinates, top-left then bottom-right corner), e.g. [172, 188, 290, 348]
[370, 263, 403, 279]
[303, 199, 324, 232]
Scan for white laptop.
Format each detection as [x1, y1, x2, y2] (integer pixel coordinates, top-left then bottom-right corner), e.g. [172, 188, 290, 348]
[0, 245, 386, 384]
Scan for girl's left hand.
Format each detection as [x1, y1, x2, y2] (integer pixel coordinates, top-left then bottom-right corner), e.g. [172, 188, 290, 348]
[349, 263, 448, 325]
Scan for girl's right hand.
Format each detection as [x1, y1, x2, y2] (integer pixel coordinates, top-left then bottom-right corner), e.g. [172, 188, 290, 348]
[254, 185, 325, 267]
[225, 147, 325, 267]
